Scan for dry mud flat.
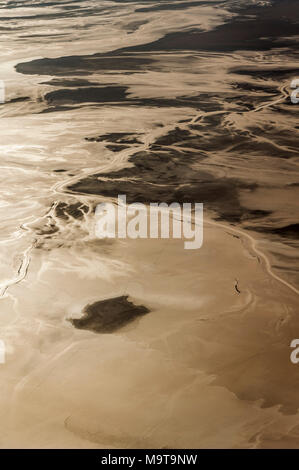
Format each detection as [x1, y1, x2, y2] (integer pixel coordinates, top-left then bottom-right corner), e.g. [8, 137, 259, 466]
[1, 220, 299, 449]
[0, 0, 298, 449]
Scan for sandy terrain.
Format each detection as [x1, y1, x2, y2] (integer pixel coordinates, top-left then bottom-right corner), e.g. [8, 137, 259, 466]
[0, 0, 298, 448]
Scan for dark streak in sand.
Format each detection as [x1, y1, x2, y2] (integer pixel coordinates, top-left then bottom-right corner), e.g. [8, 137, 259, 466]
[68, 147, 270, 224]
[15, 1, 299, 81]
[41, 78, 100, 87]
[44, 86, 129, 105]
[85, 132, 143, 145]
[13, 1, 298, 236]
[15, 56, 154, 76]
[42, 87, 219, 111]
[250, 224, 299, 240]
[3, 96, 30, 105]
[115, 0, 299, 54]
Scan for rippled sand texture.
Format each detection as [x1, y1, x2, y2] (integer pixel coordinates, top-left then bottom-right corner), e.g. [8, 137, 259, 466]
[0, 0, 299, 448]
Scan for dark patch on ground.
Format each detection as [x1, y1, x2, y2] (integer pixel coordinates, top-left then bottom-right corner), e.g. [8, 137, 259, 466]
[106, 144, 130, 152]
[231, 67, 299, 80]
[42, 86, 214, 110]
[40, 105, 81, 113]
[68, 148, 267, 223]
[124, 19, 148, 34]
[6, 96, 30, 104]
[41, 87, 223, 111]
[55, 202, 89, 220]
[154, 127, 192, 146]
[272, 102, 299, 116]
[41, 78, 100, 87]
[15, 0, 299, 84]
[16, 55, 154, 76]
[231, 82, 278, 95]
[45, 86, 129, 105]
[251, 223, 299, 240]
[115, 0, 299, 54]
[85, 132, 143, 145]
[188, 113, 298, 158]
[70, 295, 150, 333]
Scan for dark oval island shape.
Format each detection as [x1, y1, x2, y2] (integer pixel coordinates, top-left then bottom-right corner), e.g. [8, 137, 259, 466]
[70, 296, 150, 334]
